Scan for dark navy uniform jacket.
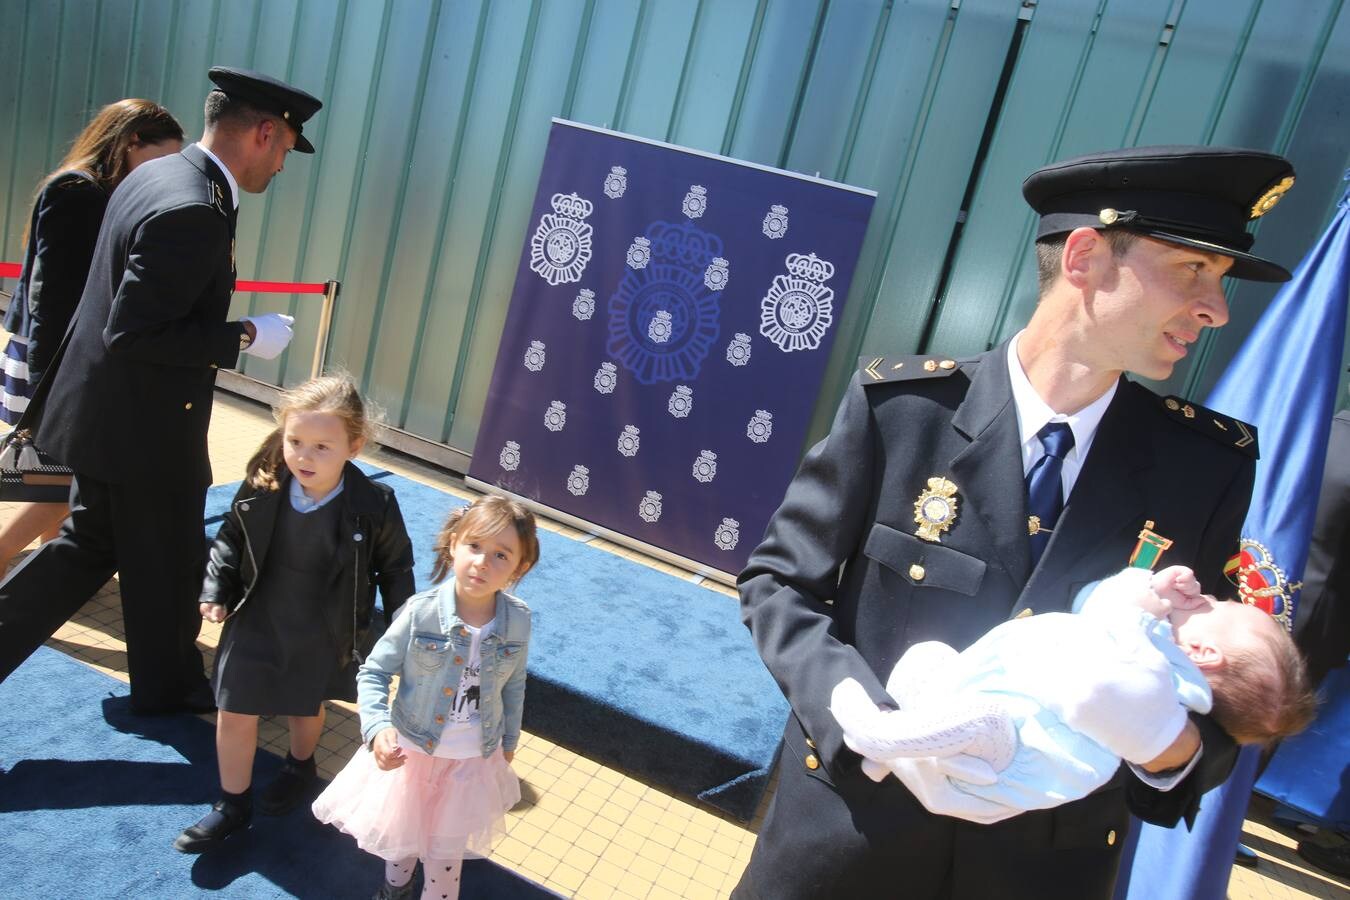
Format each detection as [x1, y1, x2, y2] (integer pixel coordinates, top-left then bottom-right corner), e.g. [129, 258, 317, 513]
[736, 341, 1255, 900]
[37, 144, 246, 487]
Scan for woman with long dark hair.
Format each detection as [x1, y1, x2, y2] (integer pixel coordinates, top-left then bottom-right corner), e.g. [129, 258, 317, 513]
[0, 98, 183, 565]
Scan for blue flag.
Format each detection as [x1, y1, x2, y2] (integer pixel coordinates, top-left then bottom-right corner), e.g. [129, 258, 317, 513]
[1118, 180, 1350, 899]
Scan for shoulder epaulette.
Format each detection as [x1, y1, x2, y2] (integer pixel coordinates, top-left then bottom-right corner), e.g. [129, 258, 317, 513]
[858, 354, 964, 386]
[1159, 395, 1258, 458]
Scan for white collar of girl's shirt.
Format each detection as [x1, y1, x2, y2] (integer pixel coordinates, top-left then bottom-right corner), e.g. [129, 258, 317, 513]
[288, 475, 344, 513]
[1005, 330, 1117, 467]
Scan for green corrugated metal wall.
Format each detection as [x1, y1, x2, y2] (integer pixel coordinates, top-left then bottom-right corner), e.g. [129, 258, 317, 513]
[3, 0, 1348, 461]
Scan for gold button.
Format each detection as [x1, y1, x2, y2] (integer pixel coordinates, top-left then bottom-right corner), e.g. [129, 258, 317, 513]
[184, 402, 193, 410]
[909, 564, 925, 582]
[939, 359, 955, 370]
[923, 359, 937, 372]
[435, 715, 445, 724]
[804, 754, 820, 770]
[805, 738, 816, 750]
[454, 656, 464, 665]
[1106, 829, 1117, 846]
[443, 687, 453, 696]
[1099, 208, 1120, 225]
[1016, 608, 1034, 619]
[425, 740, 434, 750]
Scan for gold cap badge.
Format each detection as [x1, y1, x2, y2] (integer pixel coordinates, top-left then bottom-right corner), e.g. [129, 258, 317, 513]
[1251, 176, 1294, 218]
[914, 477, 959, 543]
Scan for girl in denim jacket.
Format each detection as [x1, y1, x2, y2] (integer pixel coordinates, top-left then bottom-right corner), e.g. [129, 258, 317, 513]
[314, 495, 539, 900]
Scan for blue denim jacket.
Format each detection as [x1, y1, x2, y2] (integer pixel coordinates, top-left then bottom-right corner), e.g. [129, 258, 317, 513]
[356, 581, 530, 757]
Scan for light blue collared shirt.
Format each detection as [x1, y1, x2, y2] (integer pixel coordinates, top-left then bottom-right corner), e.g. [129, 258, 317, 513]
[289, 476, 344, 514]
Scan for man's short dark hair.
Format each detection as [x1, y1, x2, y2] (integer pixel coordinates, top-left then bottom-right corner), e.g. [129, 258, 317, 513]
[1034, 229, 1139, 295]
[203, 89, 271, 133]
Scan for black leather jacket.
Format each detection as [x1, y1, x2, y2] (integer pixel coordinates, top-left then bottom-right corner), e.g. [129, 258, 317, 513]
[200, 461, 416, 664]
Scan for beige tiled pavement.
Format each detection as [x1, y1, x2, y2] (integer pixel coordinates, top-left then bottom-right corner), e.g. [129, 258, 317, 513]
[5, 389, 1346, 900]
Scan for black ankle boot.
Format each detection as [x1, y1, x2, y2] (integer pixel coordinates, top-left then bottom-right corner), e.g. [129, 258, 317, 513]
[174, 792, 252, 853]
[258, 753, 318, 816]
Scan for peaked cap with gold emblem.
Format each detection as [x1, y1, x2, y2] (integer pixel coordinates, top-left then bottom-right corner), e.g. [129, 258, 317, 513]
[208, 66, 323, 154]
[1022, 145, 1295, 282]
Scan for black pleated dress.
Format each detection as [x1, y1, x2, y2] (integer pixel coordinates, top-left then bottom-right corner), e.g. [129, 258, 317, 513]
[212, 498, 354, 715]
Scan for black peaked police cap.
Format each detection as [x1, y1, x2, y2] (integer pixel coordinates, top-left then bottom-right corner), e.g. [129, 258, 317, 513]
[208, 66, 323, 154]
[1022, 145, 1296, 282]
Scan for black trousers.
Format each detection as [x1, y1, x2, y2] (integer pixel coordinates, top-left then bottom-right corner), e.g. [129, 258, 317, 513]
[0, 472, 209, 710]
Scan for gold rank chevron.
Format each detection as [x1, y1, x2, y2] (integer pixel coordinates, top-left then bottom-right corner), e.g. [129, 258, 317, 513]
[1234, 420, 1254, 448]
[864, 357, 884, 381]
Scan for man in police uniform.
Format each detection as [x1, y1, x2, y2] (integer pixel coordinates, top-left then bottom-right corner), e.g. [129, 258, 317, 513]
[0, 67, 320, 714]
[734, 146, 1297, 899]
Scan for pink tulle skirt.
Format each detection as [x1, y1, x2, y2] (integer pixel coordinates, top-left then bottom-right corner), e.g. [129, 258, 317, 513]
[312, 741, 519, 862]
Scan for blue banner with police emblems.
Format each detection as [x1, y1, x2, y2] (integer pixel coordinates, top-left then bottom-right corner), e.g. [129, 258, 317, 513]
[468, 120, 875, 574]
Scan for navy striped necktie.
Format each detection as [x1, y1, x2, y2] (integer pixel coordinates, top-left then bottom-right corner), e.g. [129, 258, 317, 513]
[1026, 422, 1074, 566]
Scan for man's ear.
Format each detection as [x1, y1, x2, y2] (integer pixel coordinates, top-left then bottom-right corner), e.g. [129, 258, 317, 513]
[1182, 638, 1224, 671]
[256, 118, 277, 148]
[1061, 226, 1107, 290]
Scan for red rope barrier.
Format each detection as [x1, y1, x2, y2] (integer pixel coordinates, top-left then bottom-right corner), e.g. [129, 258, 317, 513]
[234, 279, 327, 294]
[1, 262, 325, 295]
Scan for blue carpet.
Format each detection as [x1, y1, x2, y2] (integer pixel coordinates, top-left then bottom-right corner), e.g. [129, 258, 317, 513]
[205, 462, 788, 820]
[0, 647, 560, 899]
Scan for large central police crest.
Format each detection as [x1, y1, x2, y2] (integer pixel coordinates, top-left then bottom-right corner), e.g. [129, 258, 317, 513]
[529, 192, 594, 285]
[760, 252, 837, 352]
[607, 220, 725, 385]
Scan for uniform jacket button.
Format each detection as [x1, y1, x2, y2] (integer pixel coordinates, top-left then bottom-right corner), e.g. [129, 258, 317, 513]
[1106, 829, 1117, 846]
[804, 754, 820, 770]
[184, 402, 193, 410]
[909, 564, 925, 582]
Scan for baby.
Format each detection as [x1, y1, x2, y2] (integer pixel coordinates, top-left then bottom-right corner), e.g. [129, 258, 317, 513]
[830, 566, 1315, 824]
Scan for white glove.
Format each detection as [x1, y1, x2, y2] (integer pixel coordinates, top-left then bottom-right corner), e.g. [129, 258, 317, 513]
[240, 313, 295, 359]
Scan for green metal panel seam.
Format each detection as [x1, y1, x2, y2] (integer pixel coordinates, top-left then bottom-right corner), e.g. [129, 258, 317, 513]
[398, 0, 494, 427]
[777, 0, 832, 171]
[441, 0, 545, 442]
[837, 0, 892, 179]
[82, 0, 104, 122]
[358, 0, 447, 398]
[245, 0, 264, 69]
[720, 0, 768, 156]
[1122, 2, 1184, 146]
[558, 0, 597, 119]
[42, 0, 68, 175]
[663, 0, 705, 143]
[986, 0, 1107, 348]
[276, 0, 350, 382]
[204, 0, 223, 89]
[612, 0, 649, 130]
[2, 0, 33, 252]
[836, 1, 957, 365]
[247, 2, 306, 322]
[330, 0, 394, 350]
[158, 0, 182, 106]
[123, 0, 142, 99]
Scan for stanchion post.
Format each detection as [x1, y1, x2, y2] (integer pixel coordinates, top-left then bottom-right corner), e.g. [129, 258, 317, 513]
[311, 279, 339, 379]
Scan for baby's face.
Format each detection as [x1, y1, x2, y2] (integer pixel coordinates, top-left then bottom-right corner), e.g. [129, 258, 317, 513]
[1170, 595, 1279, 653]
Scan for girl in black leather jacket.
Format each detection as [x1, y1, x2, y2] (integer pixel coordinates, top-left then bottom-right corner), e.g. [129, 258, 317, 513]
[174, 375, 414, 853]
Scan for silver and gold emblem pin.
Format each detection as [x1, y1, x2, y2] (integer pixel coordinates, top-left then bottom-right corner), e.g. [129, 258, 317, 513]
[914, 477, 959, 543]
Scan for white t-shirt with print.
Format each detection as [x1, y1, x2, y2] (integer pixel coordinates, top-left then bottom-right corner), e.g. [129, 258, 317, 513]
[431, 618, 495, 759]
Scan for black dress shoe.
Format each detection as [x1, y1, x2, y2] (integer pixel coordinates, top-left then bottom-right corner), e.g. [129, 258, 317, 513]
[257, 754, 318, 815]
[173, 797, 252, 853]
[1298, 837, 1350, 878]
